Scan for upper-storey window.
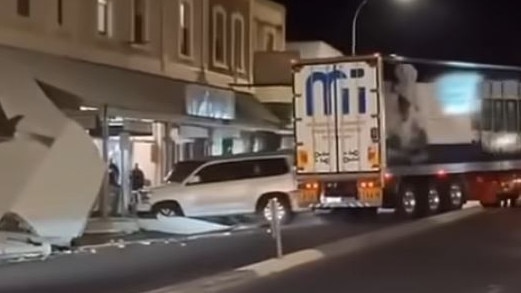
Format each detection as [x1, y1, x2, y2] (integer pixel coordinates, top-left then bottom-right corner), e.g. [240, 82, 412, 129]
[179, 0, 193, 57]
[265, 30, 276, 51]
[212, 6, 227, 67]
[132, 0, 147, 43]
[57, 0, 63, 25]
[231, 13, 245, 72]
[17, 0, 30, 17]
[97, 0, 111, 35]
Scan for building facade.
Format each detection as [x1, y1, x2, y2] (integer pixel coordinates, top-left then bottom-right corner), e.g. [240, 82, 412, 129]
[252, 41, 344, 150]
[0, 0, 288, 186]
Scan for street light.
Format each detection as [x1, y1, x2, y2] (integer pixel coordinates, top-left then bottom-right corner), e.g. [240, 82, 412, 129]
[351, 0, 413, 56]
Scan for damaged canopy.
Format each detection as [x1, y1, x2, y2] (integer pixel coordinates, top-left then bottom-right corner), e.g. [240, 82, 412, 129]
[0, 56, 105, 246]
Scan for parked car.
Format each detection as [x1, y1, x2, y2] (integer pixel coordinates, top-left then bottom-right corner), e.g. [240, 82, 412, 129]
[136, 151, 306, 224]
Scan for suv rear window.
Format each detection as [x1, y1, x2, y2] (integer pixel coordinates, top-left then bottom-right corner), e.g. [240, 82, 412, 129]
[252, 158, 289, 177]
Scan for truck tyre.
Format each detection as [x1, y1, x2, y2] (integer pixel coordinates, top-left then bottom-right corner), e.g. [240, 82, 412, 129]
[418, 184, 442, 216]
[396, 184, 419, 219]
[441, 182, 465, 211]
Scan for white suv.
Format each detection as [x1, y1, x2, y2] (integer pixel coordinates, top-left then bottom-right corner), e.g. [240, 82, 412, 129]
[136, 152, 304, 224]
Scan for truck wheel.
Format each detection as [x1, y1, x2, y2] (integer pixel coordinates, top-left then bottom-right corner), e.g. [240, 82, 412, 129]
[396, 185, 419, 219]
[418, 185, 441, 216]
[442, 182, 465, 211]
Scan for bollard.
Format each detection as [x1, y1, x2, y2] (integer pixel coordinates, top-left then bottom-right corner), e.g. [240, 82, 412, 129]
[269, 198, 283, 258]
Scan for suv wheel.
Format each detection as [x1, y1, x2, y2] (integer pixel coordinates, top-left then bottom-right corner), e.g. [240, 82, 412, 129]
[153, 202, 184, 218]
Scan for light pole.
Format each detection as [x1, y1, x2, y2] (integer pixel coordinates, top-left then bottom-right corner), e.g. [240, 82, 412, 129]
[351, 0, 369, 56]
[351, 0, 413, 56]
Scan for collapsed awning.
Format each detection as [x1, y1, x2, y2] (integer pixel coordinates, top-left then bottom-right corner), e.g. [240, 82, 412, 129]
[0, 56, 105, 246]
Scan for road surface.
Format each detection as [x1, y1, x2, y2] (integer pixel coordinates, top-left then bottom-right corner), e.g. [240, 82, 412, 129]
[231, 209, 521, 293]
[0, 212, 401, 293]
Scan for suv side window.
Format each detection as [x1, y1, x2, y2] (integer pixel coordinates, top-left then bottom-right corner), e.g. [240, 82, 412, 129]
[193, 160, 254, 184]
[251, 158, 289, 178]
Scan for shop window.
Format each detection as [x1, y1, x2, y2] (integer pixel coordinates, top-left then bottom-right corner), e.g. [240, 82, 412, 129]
[265, 30, 276, 51]
[193, 138, 208, 159]
[57, 0, 63, 25]
[17, 0, 30, 17]
[481, 99, 492, 131]
[506, 100, 517, 132]
[97, 0, 111, 35]
[222, 138, 233, 155]
[493, 100, 504, 132]
[132, 0, 147, 44]
[518, 100, 521, 131]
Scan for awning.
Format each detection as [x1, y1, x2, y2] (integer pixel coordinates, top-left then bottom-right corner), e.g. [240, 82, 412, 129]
[235, 92, 281, 130]
[0, 45, 283, 132]
[263, 102, 293, 128]
[0, 45, 186, 119]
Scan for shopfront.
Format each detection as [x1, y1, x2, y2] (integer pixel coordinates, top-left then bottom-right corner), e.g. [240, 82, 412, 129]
[184, 84, 236, 157]
[3, 44, 286, 217]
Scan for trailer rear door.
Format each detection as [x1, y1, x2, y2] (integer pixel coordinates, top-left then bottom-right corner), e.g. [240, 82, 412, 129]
[294, 57, 382, 175]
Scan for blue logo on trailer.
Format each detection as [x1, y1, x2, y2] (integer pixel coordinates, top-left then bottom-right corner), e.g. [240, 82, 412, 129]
[305, 69, 367, 117]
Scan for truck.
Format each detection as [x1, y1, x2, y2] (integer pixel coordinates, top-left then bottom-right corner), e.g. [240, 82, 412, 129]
[293, 54, 521, 218]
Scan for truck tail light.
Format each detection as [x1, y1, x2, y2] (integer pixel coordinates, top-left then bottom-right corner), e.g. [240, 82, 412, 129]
[304, 182, 319, 190]
[436, 169, 447, 178]
[358, 179, 379, 189]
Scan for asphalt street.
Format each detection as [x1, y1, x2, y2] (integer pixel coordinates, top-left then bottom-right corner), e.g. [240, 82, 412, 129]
[0, 212, 401, 293]
[230, 209, 521, 293]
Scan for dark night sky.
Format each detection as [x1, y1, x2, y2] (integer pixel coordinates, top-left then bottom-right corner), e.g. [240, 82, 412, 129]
[274, 0, 521, 65]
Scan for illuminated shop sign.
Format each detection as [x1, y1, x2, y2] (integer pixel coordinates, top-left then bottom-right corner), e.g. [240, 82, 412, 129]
[185, 85, 235, 120]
